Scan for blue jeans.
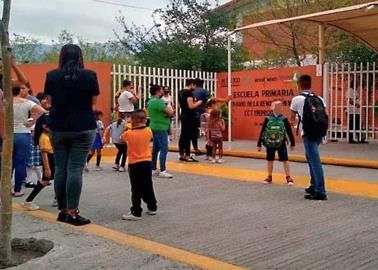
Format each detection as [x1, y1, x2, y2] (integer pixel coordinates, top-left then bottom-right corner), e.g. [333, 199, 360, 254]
[51, 130, 95, 210]
[13, 133, 31, 192]
[303, 136, 326, 194]
[152, 130, 168, 172]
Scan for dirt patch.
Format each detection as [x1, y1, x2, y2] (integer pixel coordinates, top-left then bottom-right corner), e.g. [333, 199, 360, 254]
[0, 238, 54, 269]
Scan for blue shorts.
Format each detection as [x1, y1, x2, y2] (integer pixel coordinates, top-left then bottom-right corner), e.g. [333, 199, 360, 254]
[92, 133, 103, 150]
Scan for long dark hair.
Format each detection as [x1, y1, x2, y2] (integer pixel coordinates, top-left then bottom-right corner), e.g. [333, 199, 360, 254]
[58, 44, 84, 81]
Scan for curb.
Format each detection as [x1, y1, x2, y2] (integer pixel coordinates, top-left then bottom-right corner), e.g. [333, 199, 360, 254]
[101, 146, 378, 169]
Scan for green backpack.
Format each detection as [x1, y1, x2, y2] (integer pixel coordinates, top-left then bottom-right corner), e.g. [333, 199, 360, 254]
[262, 116, 286, 148]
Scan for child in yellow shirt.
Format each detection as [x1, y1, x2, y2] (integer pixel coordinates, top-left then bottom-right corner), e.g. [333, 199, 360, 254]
[23, 114, 55, 210]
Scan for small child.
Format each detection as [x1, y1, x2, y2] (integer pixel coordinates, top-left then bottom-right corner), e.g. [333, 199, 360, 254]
[207, 108, 225, 164]
[103, 114, 128, 172]
[121, 109, 157, 221]
[257, 101, 295, 185]
[86, 111, 104, 171]
[161, 86, 174, 141]
[22, 114, 55, 210]
[25, 127, 42, 188]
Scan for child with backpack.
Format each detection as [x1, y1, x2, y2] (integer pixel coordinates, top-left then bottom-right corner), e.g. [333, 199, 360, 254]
[22, 114, 55, 210]
[207, 108, 225, 164]
[257, 101, 295, 185]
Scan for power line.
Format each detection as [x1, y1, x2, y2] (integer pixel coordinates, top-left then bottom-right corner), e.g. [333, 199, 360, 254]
[91, 0, 155, 11]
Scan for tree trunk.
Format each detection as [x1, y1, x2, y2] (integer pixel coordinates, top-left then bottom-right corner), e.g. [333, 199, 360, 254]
[0, 0, 13, 267]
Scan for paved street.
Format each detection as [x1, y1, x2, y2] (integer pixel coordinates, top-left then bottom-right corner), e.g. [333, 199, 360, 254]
[12, 153, 378, 270]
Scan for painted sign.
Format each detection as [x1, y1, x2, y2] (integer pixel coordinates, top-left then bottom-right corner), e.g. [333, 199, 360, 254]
[217, 66, 323, 140]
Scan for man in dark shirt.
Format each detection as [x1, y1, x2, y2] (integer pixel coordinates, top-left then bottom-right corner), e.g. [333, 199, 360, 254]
[178, 79, 203, 161]
[192, 78, 210, 155]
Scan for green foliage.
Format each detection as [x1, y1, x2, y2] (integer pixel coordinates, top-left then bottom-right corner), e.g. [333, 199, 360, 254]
[326, 33, 378, 63]
[11, 34, 42, 63]
[116, 0, 248, 72]
[11, 30, 133, 64]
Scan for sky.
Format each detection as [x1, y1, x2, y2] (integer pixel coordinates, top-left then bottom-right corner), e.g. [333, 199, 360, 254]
[9, 0, 230, 43]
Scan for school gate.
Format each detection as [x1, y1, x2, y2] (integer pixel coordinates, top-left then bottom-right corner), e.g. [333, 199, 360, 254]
[325, 62, 378, 142]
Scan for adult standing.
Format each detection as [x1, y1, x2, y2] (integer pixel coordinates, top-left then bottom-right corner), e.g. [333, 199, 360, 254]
[44, 44, 100, 226]
[12, 86, 45, 197]
[346, 79, 367, 144]
[192, 78, 210, 155]
[178, 79, 202, 161]
[117, 80, 139, 117]
[147, 84, 174, 178]
[290, 75, 327, 201]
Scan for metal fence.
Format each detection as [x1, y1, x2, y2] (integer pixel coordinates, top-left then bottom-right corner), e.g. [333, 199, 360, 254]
[325, 62, 378, 142]
[111, 65, 217, 136]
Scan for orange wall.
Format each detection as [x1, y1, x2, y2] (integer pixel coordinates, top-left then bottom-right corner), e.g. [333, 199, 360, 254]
[0, 63, 112, 137]
[217, 66, 323, 140]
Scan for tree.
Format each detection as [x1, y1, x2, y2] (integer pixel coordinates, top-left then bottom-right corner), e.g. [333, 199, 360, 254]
[11, 34, 42, 63]
[244, 0, 373, 67]
[116, 0, 248, 72]
[0, 0, 14, 267]
[41, 30, 132, 65]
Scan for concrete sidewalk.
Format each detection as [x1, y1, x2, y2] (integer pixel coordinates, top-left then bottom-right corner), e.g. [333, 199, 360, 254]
[11, 211, 198, 270]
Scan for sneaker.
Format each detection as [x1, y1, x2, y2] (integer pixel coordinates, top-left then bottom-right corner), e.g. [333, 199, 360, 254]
[122, 212, 142, 221]
[65, 214, 91, 226]
[22, 201, 40, 211]
[179, 157, 187, 162]
[216, 159, 224, 164]
[118, 167, 126, 172]
[212, 159, 217, 164]
[158, 171, 173, 179]
[305, 186, 314, 194]
[286, 176, 294, 186]
[95, 166, 103, 171]
[112, 164, 120, 170]
[146, 209, 157, 216]
[304, 193, 327, 201]
[84, 164, 89, 172]
[152, 170, 160, 177]
[263, 176, 273, 184]
[187, 156, 199, 162]
[57, 212, 68, 222]
[25, 182, 37, 189]
[52, 198, 58, 207]
[205, 156, 210, 161]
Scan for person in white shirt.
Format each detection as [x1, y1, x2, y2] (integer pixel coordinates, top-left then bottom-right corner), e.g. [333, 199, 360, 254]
[116, 80, 140, 117]
[346, 80, 362, 143]
[290, 75, 327, 201]
[12, 85, 46, 197]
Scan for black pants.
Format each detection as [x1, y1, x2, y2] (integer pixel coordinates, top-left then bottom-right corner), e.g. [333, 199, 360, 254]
[179, 116, 197, 156]
[114, 143, 127, 167]
[191, 116, 200, 151]
[129, 161, 157, 217]
[349, 114, 361, 142]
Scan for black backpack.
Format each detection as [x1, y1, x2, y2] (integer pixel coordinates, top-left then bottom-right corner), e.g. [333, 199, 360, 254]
[299, 93, 328, 139]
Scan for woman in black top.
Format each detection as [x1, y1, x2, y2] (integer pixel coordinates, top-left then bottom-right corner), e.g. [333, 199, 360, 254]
[44, 44, 99, 226]
[178, 79, 202, 161]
